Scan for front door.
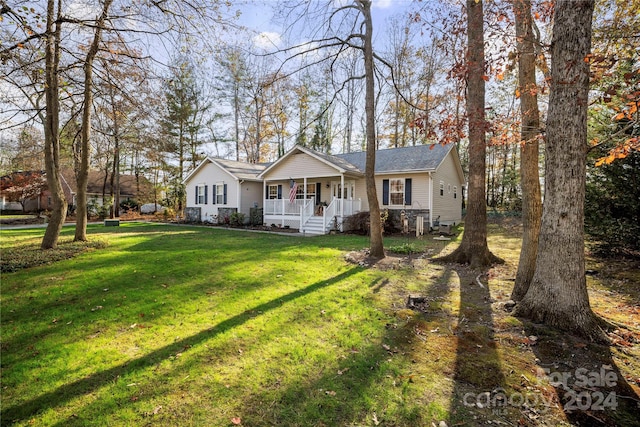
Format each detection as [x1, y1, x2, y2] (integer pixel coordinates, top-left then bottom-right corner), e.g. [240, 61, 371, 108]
[331, 180, 355, 200]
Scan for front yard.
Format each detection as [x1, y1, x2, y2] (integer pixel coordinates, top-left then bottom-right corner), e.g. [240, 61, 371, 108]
[1, 223, 639, 426]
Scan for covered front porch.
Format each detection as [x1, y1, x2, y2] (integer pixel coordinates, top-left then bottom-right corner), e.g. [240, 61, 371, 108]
[263, 176, 362, 235]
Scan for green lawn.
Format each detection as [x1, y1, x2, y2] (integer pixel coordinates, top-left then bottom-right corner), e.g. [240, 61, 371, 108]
[1, 223, 639, 426]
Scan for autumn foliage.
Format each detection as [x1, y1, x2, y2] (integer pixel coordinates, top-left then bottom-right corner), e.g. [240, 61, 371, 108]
[0, 171, 47, 212]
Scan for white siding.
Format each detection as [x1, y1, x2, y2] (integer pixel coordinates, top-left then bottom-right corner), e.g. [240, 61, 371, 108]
[264, 152, 340, 180]
[184, 161, 238, 221]
[431, 152, 464, 224]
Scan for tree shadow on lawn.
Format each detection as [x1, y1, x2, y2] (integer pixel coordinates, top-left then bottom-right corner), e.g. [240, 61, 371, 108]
[0, 230, 311, 355]
[1, 268, 361, 424]
[446, 266, 519, 426]
[234, 263, 510, 426]
[522, 320, 640, 426]
[235, 266, 460, 426]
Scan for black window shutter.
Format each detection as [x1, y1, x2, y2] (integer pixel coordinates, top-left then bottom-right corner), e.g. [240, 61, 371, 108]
[277, 185, 282, 199]
[382, 179, 389, 205]
[223, 184, 228, 205]
[405, 178, 412, 205]
[195, 186, 199, 205]
[212, 185, 217, 205]
[315, 182, 321, 205]
[204, 184, 208, 204]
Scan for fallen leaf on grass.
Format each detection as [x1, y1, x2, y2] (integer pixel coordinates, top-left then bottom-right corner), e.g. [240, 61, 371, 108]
[325, 390, 336, 396]
[153, 405, 162, 415]
[231, 417, 242, 425]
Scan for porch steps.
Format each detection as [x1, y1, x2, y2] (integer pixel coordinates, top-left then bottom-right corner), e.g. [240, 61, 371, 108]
[302, 216, 334, 235]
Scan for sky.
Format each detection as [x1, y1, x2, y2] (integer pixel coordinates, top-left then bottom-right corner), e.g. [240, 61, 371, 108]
[235, 0, 419, 51]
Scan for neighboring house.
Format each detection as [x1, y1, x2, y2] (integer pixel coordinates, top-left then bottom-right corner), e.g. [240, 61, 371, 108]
[183, 157, 266, 223]
[0, 170, 74, 212]
[0, 169, 153, 214]
[259, 144, 465, 235]
[69, 171, 154, 210]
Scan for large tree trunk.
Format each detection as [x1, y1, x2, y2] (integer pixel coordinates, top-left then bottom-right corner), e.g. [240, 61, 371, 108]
[514, 0, 605, 342]
[75, 0, 112, 241]
[41, 0, 67, 250]
[437, 0, 501, 268]
[511, 0, 542, 301]
[359, 0, 384, 259]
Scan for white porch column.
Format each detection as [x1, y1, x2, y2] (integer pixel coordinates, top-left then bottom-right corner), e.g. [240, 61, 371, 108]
[263, 180, 267, 212]
[303, 177, 307, 201]
[340, 174, 344, 217]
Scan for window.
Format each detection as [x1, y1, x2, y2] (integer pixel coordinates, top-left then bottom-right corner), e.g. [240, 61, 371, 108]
[196, 185, 206, 204]
[268, 185, 280, 199]
[390, 179, 404, 205]
[215, 183, 225, 204]
[439, 181, 444, 196]
[382, 178, 412, 206]
[296, 183, 316, 200]
[448, 184, 451, 193]
[454, 186, 458, 199]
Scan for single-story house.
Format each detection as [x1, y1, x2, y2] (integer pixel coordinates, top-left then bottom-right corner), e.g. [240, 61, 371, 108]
[183, 157, 266, 223]
[258, 144, 465, 235]
[1, 169, 153, 214]
[70, 170, 154, 210]
[0, 170, 74, 212]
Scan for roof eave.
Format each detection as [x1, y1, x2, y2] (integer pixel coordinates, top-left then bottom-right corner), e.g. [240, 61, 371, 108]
[375, 168, 437, 175]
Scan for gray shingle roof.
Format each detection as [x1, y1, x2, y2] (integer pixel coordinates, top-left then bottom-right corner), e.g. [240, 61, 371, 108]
[310, 151, 363, 174]
[212, 158, 266, 180]
[332, 143, 453, 173]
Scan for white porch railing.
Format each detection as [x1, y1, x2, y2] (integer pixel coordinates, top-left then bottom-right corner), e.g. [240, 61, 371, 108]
[334, 198, 362, 217]
[264, 197, 362, 234]
[264, 198, 310, 215]
[323, 198, 337, 231]
[300, 198, 314, 230]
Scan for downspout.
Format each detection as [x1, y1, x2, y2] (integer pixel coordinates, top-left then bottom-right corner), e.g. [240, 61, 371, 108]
[237, 179, 244, 216]
[428, 172, 433, 229]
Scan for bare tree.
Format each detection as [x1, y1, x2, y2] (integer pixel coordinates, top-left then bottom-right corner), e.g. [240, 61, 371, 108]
[437, 0, 502, 267]
[273, 0, 385, 256]
[74, 0, 113, 241]
[41, 0, 67, 249]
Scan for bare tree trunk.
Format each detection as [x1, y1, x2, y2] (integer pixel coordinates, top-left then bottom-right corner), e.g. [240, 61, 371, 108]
[234, 83, 240, 161]
[75, 0, 112, 241]
[514, 0, 605, 342]
[41, 0, 67, 250]
[511, 0, 542, 301]
[437, 0, 501, 268]
[358, 0, 384, 259]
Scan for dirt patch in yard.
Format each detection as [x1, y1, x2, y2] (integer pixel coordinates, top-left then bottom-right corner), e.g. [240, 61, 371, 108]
[344, 248, 432, 270]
